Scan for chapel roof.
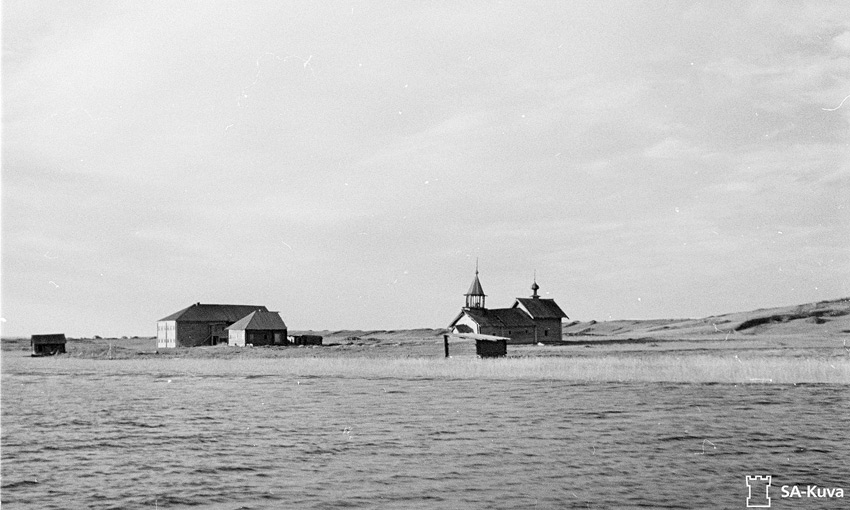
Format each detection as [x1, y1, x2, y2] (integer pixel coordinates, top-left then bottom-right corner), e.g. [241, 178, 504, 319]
[513, 298, 568, 320]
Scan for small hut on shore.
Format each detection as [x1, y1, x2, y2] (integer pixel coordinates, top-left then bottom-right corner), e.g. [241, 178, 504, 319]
[31, 334, 66, 356]
[443, 333, 508, 358]
[475, 337, 507, 358]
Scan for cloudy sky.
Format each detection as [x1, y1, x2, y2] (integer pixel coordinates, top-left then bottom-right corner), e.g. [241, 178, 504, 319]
[3, 1, 849, 337]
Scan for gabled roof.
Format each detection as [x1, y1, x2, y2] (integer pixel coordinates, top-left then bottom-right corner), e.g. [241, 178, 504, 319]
[493, 308, 537, 327]
[226, 310, 287, 331]
[453, 307, 536, 329]
[31, 334, 66, 343]
[159, 303, 269, 322]
[513, 298, 568, 320]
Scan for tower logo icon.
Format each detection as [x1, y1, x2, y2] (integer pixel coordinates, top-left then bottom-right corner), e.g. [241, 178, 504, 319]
[746, 475, 772, 507]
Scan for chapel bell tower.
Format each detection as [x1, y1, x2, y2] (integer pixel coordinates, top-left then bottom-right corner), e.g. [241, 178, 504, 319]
[464, 261, 486, 309]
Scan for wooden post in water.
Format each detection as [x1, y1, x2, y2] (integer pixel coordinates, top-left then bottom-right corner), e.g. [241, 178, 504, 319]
[444, 334, 450, 358]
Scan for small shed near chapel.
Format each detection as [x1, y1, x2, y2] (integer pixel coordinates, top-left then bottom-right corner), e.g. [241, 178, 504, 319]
[475, 337, 507, 358]
[227, 311, 287, 347]
[443, 333, 508, 358]
[31, 334, 67, 356]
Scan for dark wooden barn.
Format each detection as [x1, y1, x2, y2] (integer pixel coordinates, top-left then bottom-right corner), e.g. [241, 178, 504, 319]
[31, 334, 66, 356]
[157, 303, 270, 348]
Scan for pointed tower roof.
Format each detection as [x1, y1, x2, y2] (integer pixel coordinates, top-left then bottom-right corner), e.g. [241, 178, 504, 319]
[466, 270, 486, 297]
[464, 260, 486, 309]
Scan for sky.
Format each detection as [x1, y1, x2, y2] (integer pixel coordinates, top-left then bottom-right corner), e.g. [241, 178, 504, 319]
[2, 1, 849, 337]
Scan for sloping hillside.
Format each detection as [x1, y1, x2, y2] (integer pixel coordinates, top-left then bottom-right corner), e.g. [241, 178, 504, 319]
[294, 299, 850, 343]
[562, 298, 850, 339]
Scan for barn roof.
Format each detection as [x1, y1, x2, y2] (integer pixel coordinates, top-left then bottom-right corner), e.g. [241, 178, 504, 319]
[460, 307, 536, 329]
[226, 311, 287, 331]
[159, 303, 269, 322]
[514, 298, 568, 320]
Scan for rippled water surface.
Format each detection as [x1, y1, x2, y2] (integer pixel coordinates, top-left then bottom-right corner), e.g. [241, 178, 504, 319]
[2, 356, 848, 509]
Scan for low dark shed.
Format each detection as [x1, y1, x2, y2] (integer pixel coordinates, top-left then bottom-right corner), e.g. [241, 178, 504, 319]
[288, 335, 323, 346]
[475, 339, 507, 358]
[444, 333, 508, 358]
[31, 334, 66, 356]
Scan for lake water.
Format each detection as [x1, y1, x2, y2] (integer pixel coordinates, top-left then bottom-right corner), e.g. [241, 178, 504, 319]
[2, 355, 848, 509]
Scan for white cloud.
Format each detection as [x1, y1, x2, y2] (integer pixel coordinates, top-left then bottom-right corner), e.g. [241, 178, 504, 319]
[644, 138, 701, 160]
[833, 31, 850, 52]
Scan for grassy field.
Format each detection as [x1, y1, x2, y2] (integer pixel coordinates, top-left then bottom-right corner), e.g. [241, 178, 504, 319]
[4, 298, 848, 384]
[3, 333, 848, 384]
[178, 356, 849, 384]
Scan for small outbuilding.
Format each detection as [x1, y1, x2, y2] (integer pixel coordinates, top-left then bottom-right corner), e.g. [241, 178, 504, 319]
[227, 311, 288, 347]
[475, 338, 507, 358]
[31, 334, 67, 356]
[443, 333, 508, 358]
[288, 335, 323, 346]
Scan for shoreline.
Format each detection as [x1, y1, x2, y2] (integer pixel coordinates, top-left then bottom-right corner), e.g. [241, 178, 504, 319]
[3, 331, 848, 384]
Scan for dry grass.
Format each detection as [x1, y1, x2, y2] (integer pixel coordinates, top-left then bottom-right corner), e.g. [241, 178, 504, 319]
[261, 356, 850, 384]
[16, 354, 846, 384]
[4, 327, 848, 384]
